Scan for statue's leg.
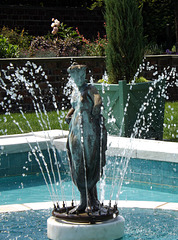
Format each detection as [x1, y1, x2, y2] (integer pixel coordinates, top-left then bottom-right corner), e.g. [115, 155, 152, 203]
[88, 185, 100, 211]
[70, 189, 87, 214]
[78, 189, 87, 211]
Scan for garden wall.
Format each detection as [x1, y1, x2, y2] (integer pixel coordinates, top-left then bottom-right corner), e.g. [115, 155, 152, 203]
[0, 56, 105, 113]
[0, 55, 177, 114]
[0, 5, 105, 39]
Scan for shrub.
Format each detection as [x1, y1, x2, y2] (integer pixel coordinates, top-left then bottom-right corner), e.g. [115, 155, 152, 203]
[76, 28, 107, 56]
[55, 37, 83, 56]
[29, 36, 54, 56]
[51, 19, 107, 56]
[29, 36, 83, 57]
[0, 26, 32, 50]
[104, 0, 144, 83]
[0, 35, 19, 58]
[57, 22, 79, 39]
[144, 42, 164, 55]
[134, 76, 148, 83]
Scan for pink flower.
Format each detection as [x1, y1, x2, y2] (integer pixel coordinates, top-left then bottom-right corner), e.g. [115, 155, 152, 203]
[52, 27, 58, 35]
[51, 18, 60, 34]
[51, 23, 56, 28]
[54, 19, 60, 27]
[51, 18, 60, 27]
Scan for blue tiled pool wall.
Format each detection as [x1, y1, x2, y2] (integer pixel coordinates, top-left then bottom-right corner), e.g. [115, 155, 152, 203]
[105, 156, 178, 189]
[0, 148, 65, 178]
[0, 149, 177, 191]
[58, 151, 177, 189]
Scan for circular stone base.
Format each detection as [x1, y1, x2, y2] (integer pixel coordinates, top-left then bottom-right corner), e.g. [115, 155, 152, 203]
[47, 215, 125, 240]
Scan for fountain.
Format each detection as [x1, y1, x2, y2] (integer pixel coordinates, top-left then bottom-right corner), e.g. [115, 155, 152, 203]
[0, 59, 177, 240]
[47, 62, 125, 240]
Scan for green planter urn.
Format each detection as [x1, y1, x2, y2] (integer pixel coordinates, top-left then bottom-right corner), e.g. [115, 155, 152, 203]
[94, 80, 166, 140]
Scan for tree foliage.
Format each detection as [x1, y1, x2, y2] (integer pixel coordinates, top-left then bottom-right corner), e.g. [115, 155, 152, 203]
[104, 0, 144, 83]
[1, 0, 93, 7]
[88, 0, 104, 10]
[90, 0, 176, 48]
[140, 0, 175, 47]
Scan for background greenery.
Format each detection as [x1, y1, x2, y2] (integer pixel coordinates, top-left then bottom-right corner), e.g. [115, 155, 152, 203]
[0, 0, 177, 142]
[104, 0, 144, 83]
[0, 102, 177, 142]
[0, 34, 19, 58]
[90, 0, 177, 50]
[0, 0, 177, 55]
[0, 25, 107, 58]
[163, 101, 178, 141]
[0, 111, 68, 135]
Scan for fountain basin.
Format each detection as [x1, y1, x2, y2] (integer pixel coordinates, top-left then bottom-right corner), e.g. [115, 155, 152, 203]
[47, 215, 125, 240]
[0, 131, 177, 239]
[1, 206, 177, 239]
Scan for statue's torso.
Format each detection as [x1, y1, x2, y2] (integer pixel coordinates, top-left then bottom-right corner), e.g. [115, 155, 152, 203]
[67, 84, 106, 190]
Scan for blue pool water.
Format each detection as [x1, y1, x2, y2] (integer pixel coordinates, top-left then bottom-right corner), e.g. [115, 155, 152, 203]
[0, 153, 177, 240]
[0, 149, 177, 204]
[0, 208, 177, 240]
[0, 173, 178, 205]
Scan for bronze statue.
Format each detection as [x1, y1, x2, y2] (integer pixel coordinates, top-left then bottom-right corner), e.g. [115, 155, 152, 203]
[66, 63, 107, 213]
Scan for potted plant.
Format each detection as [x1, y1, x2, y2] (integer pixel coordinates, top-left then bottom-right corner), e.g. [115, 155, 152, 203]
[94, 0, 166, 139]
[94, 79, 166, 139]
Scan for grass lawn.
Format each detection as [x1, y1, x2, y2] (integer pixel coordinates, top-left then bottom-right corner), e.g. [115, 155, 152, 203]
[0, 110, 68, 135]
[0, 102, 177, 142]
[163, 101, 178, 142]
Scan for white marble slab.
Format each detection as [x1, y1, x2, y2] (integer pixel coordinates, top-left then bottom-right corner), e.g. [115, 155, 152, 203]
[157, 202, 178, 211]
[0, 204, 31, 213]
[54, 135, 178, 163]
[33, 130, 68, 139]
[0, 130, 68, 154]
[47, 215, 125, 240]
[24, 201, 53, 210]
[0, 130, 178, 162]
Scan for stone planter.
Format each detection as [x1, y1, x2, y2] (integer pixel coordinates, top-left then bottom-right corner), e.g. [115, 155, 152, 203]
[94, 80, 166, 140]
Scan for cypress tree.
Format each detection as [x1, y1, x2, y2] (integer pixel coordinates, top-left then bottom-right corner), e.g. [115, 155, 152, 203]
[104, 0, 144, 83]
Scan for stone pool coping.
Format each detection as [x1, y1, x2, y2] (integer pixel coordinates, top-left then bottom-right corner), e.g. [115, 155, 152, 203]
[0, 130, 69, 154]
[0, 130, 177, 163]
[0, 200, 177, 213]
[52, 130, 178, 163]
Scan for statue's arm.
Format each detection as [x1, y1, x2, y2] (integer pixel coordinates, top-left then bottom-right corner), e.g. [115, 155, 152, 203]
[88, 86, 102, 117]
[65, 108, 75, 124]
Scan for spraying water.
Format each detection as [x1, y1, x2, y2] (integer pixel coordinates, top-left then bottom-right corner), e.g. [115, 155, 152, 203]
[0, 59, 177, 206]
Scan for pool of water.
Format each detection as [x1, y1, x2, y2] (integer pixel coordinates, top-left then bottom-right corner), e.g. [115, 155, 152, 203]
[0, 173, 178, 205]
[0, 208, 177, 239]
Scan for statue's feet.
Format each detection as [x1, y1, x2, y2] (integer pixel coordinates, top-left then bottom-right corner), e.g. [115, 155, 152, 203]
[90, 199, 100, 211]
[89, 188, 100, 211]
[69, 203, 86, 214]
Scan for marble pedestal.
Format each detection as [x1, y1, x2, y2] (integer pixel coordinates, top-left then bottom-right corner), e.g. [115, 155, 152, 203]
[47, 215, 125, 240]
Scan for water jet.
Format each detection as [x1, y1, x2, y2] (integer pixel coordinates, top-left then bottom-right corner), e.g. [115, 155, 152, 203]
[0, 60, 177, 240]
